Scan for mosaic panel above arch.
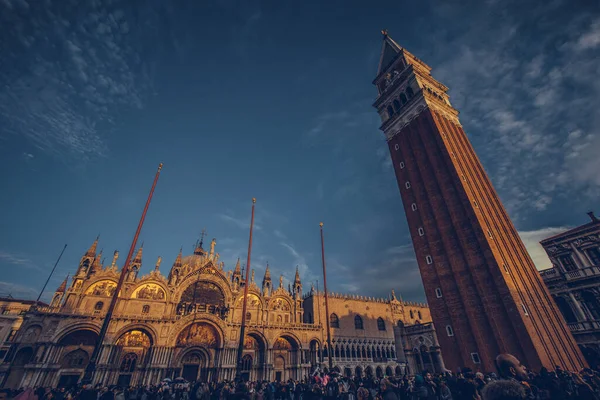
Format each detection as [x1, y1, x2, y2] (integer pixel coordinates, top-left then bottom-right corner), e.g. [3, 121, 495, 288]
[269, 297, 291, 312]
[236, 293, 262, 309]
[132, 284, 166, 301]
[176, 322, 220, 348]
[117, 330, 152, 348]
[85, 280, 117, 297]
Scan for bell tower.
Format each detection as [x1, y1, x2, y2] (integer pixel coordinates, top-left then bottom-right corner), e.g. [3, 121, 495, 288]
[373, 31, 585, 372]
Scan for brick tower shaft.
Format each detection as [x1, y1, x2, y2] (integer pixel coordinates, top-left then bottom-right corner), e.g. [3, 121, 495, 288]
[373, 32, 586, 372]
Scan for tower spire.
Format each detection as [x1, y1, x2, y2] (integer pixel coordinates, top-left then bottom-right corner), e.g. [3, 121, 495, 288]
[234, 258, 241, 274]
[56, 274, 69, 293]
[86, 236, 100, 257]
[133, 245, 143, 263]
[294, 266, 301, 283]
[194, 229, 207, 255]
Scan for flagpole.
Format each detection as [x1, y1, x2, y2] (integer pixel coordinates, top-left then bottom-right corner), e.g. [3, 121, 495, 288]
[235, 198, 256, 382]
[82, 163, 163, 384]
[36, 244, 67, 304]
[319, 222, 333, 371]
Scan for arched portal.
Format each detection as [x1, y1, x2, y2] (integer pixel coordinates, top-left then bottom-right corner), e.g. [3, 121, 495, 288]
[395, 366, 402, 376]
[386, 366, 393, 377]
[179, 350, 208, 382]
[53, 329, 99, 389]
[365, 366, 373, 378]
[115, 329, 152, 387]
[272, 335, 299, 382]
[241, 333, 266, 381]
[376, 366, 383, 378]
[5, 347, 33, 389]
[344, 367, 352, 377]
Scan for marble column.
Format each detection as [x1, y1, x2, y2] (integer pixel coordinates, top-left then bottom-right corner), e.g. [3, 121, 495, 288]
[569, 292, 588, 321]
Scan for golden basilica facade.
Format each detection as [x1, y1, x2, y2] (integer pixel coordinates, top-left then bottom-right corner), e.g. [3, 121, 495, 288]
[2, 237, 443, 388]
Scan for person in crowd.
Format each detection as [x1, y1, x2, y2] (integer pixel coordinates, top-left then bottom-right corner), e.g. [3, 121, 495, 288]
[481, 380, 526, 400]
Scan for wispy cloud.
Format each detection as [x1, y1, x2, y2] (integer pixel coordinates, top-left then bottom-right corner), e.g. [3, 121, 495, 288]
[0, 0, 156, 159]
[280, 242, 318, 287]
[218, 213, 262, 231]
[430, 6, 600, 217]
[0, 251, 42, 272]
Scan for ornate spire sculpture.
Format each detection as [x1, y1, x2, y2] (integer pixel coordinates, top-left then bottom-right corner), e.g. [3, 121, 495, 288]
[168, 248, 183, 285]
[262, 263, 272, 296]
[209, 238, 216, 257]
[293, 266, 302, 298]
[155, 256, 162, 271]
[128, 245, 143, 281]
[110, 250, 119, 269]
[86, 236, 99, 257]
[50, 274, 69, 308]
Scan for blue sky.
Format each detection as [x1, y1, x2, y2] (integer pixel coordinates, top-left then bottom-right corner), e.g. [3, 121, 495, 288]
[0, 0, 598, 303]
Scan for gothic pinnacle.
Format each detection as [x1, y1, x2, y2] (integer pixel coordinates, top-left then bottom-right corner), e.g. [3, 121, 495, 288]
[85, 236, 100, 257]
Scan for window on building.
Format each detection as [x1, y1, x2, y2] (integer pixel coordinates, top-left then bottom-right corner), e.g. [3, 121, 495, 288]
[6, 329, 18, 342]
[387, 105, 394, 118]
[400, 93, 408, 104]
[435, 288, 442, 298]
[405, 182, 411, 189]
[377, 318, 386, 331]
[94, 301, 104, 311]
[142, 305, 150, 314]
[418, 311, 422, 319]
[354, 315, 364, 330]
[410, 310, 414, 319]
[120, 353, 137, 373]
[426, 255, 433, 265]
[393, 99, 401, 112]
[406, 87, 414, 98]
[446, 325, 454, 337]
[246, 312, 252, 320]
[394, 144, 399, 151]
[330, 313, 340, 328]
[418, 228, 425, 236]
[399, 161, 405, 169]
[242, 354, 252, 371]
[471, 353, 481, 364]
[559, 255, 577, 271]
[587, 248, 600, 266]
[411, 203, 417, 211]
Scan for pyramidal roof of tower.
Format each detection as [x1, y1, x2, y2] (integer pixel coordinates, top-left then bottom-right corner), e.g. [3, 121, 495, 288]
[377, 34, 402, 76]
[375, 32, 432, 81]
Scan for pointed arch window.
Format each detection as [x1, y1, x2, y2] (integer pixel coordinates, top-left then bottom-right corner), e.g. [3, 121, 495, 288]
[393, 99, 401, 112]
[406, 87, 414, 98]
[142, 305, 150, 314]
[354, 315, 364, 330]
[387, 105, 394, 118]
[377, 317, 386, 331]
[330, 313, 340, 328]
[400, 93, 408, 104]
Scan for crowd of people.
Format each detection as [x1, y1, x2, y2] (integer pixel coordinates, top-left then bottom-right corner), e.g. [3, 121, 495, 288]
[2, 354, 600, 400]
